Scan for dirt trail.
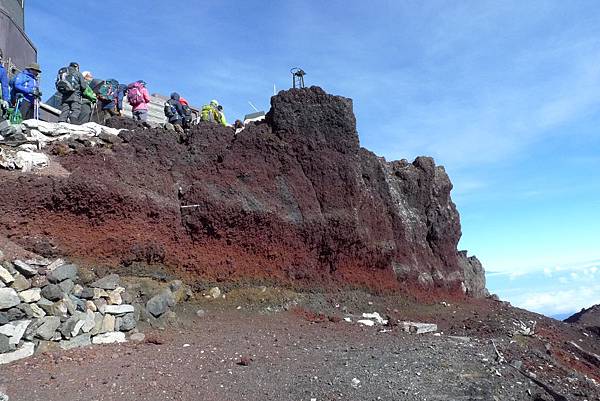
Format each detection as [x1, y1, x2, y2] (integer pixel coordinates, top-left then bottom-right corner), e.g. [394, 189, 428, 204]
[2, 296, 599, 401]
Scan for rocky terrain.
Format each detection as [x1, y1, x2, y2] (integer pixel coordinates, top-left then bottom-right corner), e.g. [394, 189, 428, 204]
[0, 87, 598, 400]
[566, 305, 600, 335]
[0, 87, 485, 297]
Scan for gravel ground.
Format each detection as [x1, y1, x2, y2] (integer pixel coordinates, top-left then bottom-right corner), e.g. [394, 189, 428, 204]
[2, 302, 593, 401]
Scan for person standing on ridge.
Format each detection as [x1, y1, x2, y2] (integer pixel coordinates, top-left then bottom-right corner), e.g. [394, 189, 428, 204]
[200, 99, 227, 126]
[128, 80, 150, 122]
[179, 96, 193, 129]
[0, 49, 9, 103]
[12, 62, 42, 120]
[164, 92, 185, 133]
[57, 62, 88, 123]
[78, 71, 97, 124]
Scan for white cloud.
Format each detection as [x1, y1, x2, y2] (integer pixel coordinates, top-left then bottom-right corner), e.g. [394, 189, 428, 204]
[516, 285, 600, 316]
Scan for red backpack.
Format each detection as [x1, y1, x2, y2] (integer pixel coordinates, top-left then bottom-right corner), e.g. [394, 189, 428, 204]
[127, 82, 144, 106]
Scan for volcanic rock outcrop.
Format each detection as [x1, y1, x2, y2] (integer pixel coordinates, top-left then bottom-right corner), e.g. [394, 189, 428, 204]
[0, 87, 486, 296]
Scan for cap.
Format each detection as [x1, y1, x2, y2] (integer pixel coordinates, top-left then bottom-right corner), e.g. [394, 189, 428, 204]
[26, 63, 42, 72]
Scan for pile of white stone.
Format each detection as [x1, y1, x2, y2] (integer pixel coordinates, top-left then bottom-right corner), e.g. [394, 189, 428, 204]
[0, 119, 123, 171]
[0, 257, 137, 365]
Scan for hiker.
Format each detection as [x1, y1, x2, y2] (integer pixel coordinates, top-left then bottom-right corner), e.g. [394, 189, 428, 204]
[116, 83, 128, 115]
[57, 62, 88, 124]
[12, 62, 42, 120]
[0, 49, 9, 103]
[164, 92, 185, 133]
[200, 99, 227, 126]
[78, 71, 97, 124]
[127, 80, 150, 121]
[179, 96, 193, 129]
[92, 78, 120, 124]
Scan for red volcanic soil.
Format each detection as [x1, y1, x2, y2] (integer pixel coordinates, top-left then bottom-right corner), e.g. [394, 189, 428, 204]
[0, 87, 482, 297]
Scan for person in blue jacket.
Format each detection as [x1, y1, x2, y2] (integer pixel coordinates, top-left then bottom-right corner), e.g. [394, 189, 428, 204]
[0, 48, 10, 103]
[12, 62, 42, 120]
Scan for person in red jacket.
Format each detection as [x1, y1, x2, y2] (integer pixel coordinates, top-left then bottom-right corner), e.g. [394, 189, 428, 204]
[127, 80, 151, 121]
[179, 96, 193, 129]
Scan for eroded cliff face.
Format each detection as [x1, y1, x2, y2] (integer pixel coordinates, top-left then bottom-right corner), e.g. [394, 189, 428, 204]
[0, 87, 486, 296]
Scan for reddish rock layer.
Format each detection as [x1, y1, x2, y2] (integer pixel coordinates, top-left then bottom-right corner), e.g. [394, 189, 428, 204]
[0, 87, 486, 296]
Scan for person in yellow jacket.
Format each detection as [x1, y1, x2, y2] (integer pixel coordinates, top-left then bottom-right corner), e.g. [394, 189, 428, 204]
[200, 99, 227, 126]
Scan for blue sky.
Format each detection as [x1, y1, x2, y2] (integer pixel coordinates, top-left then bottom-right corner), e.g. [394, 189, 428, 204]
[25, 1, 600, 317]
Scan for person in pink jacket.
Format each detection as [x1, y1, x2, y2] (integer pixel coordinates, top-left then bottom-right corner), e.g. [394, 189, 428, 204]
[127, 80, 150, 121]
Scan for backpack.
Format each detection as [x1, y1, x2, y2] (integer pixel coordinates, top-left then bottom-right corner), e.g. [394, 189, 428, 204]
[127, 82, 144, 106]
[182, 104, 192, 118]
[200, 105, 216, 123]
[94, 79, 118, 102]
[55, 67, 78, 94]
[164, 101, 177, 118]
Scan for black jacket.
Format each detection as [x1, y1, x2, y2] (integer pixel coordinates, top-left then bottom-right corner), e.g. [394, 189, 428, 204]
[61, 67, 88, 103]
[167, 92, 184, 123]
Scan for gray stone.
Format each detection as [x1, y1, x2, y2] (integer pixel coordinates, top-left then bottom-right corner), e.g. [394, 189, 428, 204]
[104, 304, 134, 315]
[46, 258, 65, 271]
[116, 313, 136, 332]
[35, 316, 61, 340]
[81, 310, 96, 333]
[2, 320, 31, 345]
[90, 274, 120, 290]
[72, 284, 84, 297]
[0, 333, 14, 353]
[24, 257, 51, 266]
[30, 274, 47, 288]
[68, 295, 85, 313]
[40, 284, 63, 302]
[0, 266, 14, 285]
[0, 289, 20, 310]
[58, 279, 75, 294]
[121, 291, 133, 304]
[6, 308, 25, 321]
[92, 331, 126, 344]
[17, 303, 45, 319]
[107, 288, 123, 305]
[0, 341, 35, 364]
[60, 333, 91, 350]
[0, 312, 8, 325]
[400, 321, 438, 334]
[93, 298, 107, 313]
[18, 288, 41, 303]
[100, 314, 115, 333]
[208, 287, 221, 299]
[12, 260, 37, 277]
[46, 300, 68, 317]
[79, 287, 95, 299]
[90, 312, 103, 335]
[47, 264, 78, 284]
[10, 274, 30, 292]
[146, 290, 174, 318]
[0, 281, 4, 288]
[129, 332, 145, 342]
[58, 317, 77, 339]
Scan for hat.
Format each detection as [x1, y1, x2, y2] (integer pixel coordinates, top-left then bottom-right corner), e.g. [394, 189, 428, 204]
[69, 62, 79, 68]
[82, 71, 93, 79]
[26, 63, 42, 72]
[210, 99, 219, 107]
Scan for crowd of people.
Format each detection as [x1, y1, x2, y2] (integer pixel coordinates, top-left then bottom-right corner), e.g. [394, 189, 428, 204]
[0, 52, 228, 130]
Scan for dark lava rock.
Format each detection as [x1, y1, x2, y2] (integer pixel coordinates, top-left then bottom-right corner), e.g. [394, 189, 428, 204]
[47, 264, 78, 283]
[0, 333, 14, 353]
[41, 284, 64, 302]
